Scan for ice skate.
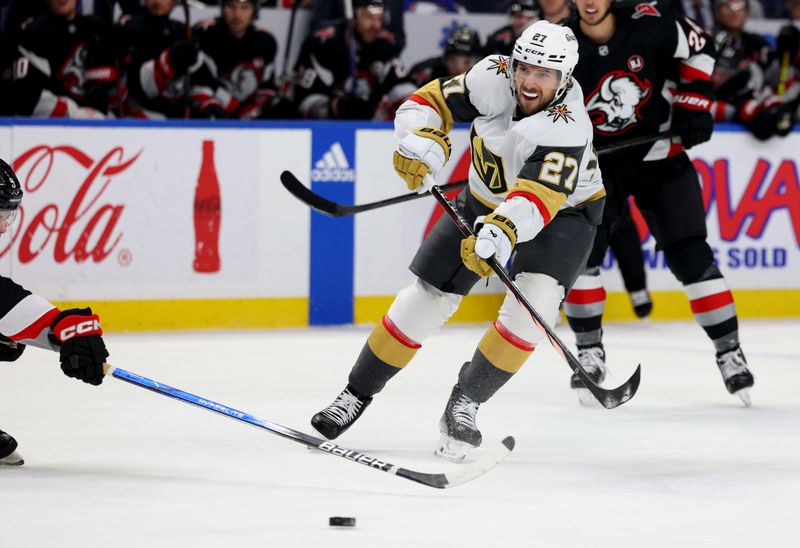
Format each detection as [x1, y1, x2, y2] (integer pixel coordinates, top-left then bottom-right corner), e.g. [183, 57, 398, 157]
[435, 384, 482, 463]
[0, 430, 23, 466]
[629, 289, 653, 319]
[570, 345, 607, 407]
[310, 385, 373, 440]
[716, 346, 754, 407]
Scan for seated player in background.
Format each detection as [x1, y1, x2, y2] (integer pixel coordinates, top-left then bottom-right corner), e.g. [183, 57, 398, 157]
[711, 0, 798, 140]
[484, 0, 540, 56]
[292, 0, 411, 119]
[0, 159, 110, 467]
[407, 24, 482, 88]
[117, 0, 222, 119]
[194, 0, 282, 119]
[11, 0, 121, 117]
[310, 21, 606, 462]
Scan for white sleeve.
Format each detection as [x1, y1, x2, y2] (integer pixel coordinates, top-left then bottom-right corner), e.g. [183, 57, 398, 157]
[394, 100, 444, 141]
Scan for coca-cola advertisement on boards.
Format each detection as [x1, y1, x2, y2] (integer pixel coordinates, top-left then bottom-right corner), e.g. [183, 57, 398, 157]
[1, 144, 138, 266]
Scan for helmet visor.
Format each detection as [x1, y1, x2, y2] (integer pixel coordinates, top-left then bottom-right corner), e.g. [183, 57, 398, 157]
[0, 209, 19, 234]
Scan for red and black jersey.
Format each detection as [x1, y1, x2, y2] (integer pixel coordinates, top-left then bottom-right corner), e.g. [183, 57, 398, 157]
[292, 20, 408, 119]
[117, 11, 189, 118]
[407, 56, 450, 89]
[193, 18, 278, 119]
[566, 1, 716, 161]
[17, 11, 121, 114]
[0, 275, 58, 351]
[484, 24, 515, 57]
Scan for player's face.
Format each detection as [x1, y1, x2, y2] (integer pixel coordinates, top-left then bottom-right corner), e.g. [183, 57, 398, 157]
[355, 7, 384, 44]
[514, 62, 560, 115]
[49, 0, 77, 19]
[223, 1, 255, 35]
[574, 0, 613, 25]
[512, 11, 538, 37]
[538, 0, 568, 18]
[715, 1, 749, 31]
[145, 0, 176, 17]
[0, 209, 18, 236]
[445, 53, 478, 77]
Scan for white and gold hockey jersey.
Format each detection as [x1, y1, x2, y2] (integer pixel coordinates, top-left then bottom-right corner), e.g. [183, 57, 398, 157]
[395, 55, 605, 241]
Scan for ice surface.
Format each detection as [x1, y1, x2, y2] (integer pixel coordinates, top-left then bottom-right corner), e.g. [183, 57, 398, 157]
[2, 320, 798, 547]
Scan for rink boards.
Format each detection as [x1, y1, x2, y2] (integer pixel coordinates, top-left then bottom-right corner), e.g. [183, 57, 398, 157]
[0, 119, 797, 330]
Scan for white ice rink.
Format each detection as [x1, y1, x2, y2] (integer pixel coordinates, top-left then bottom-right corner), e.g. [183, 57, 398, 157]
[2, 319, 798, 548]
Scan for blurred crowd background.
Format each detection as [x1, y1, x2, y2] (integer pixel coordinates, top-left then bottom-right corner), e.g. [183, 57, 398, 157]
[0, 0, 798, 140]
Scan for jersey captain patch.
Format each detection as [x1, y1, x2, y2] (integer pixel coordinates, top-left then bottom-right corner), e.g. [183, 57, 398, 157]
[486, 57, 510, 78]
[547, 103, 575, 124]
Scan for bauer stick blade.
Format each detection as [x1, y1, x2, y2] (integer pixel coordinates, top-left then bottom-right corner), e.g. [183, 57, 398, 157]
[103, 364, 513, 489]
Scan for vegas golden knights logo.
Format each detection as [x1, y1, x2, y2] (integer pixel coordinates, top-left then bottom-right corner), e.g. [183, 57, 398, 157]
[470, 127, 508, 194]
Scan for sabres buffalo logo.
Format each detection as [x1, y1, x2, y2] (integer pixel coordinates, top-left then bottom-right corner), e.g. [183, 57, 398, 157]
[631, 1, 661, 19]
[585, 71, 652, 135]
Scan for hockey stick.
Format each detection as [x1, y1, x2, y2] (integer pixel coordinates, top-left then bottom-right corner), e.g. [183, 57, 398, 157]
[425, 180, 641, 409]
[103, 363, 514, 489]
[776, 24, 800, 97]
[180, 0, 192, 120]
[281, 172, 467, 217]
[344, 0, 359, 99]
[280, 131, 673, 218]
[277, 0, 301, 100]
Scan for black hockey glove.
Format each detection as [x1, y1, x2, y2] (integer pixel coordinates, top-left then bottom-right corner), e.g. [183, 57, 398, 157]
[167, 39, 199, 76]
[672, 104, 714, 149]
[49, 308, 109, 386]
[0, 336, 25, 362]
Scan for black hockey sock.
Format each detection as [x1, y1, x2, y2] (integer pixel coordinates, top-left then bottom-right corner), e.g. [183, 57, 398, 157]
[564, 268, 606, 348]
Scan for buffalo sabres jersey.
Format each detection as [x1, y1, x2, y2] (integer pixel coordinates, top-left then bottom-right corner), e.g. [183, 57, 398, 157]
[395, 54, 604, 230]
[566, 1, 716, 161]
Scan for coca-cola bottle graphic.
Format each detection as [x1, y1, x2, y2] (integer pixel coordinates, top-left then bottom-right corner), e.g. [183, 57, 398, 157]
[193, 140, 221, 273]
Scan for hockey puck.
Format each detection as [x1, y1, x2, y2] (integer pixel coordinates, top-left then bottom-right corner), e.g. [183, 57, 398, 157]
[329, 516, 356, 527]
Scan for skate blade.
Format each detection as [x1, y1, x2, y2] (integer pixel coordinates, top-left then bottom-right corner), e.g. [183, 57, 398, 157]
[735, 388, 752, 408]
[576, 387, 602, 408]
[434, 434, 476, 463]
[0, 450, 24, 466]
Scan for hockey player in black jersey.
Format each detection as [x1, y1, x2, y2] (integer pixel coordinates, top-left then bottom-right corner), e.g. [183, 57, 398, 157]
[117, 0, 222, 119]
[193, 0, 280, 119]
[292, 0, 412, 119]
[407, 24, 482, 88]
[484, 0, 541, 56]
[564, 0, 754, 406]
[15, 0, 121, 117]
[0, 159, 111, 466]
[710, 0, 798, 140]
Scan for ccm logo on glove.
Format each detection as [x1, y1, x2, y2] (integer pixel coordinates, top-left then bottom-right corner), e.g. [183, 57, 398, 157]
[55, 317, 102, 342]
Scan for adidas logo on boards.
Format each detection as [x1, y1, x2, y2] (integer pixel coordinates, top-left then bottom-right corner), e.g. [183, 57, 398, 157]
[311, 142, 355, 182]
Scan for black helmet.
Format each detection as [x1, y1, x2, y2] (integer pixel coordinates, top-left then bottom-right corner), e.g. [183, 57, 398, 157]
[511, 0, 540, 15]
[220, 0, 258, 16]
[353, 0, 385, 9]
[445, 25, 482, 57]
[0, 159, 23, 211]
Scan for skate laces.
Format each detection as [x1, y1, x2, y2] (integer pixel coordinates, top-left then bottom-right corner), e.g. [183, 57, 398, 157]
[452, 394, 480, 430]
[629, 290, 651, 307]
[717, 348, 748, 379]
[578, 346, 606, 375]
[321, 389, 365, 426]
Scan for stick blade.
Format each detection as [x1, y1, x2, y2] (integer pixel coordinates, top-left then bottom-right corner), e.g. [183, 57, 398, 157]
[595, 363, 642, 409]
[279, 170, 347, 217]
[395, 436, 515, 489]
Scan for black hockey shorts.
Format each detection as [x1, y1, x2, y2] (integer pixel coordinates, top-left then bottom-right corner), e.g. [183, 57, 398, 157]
[602, 152, 708, 249]
[409, 188, 603, 295]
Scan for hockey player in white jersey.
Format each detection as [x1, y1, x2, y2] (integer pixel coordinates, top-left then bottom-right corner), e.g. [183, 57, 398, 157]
[311, 20, 605, 461]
